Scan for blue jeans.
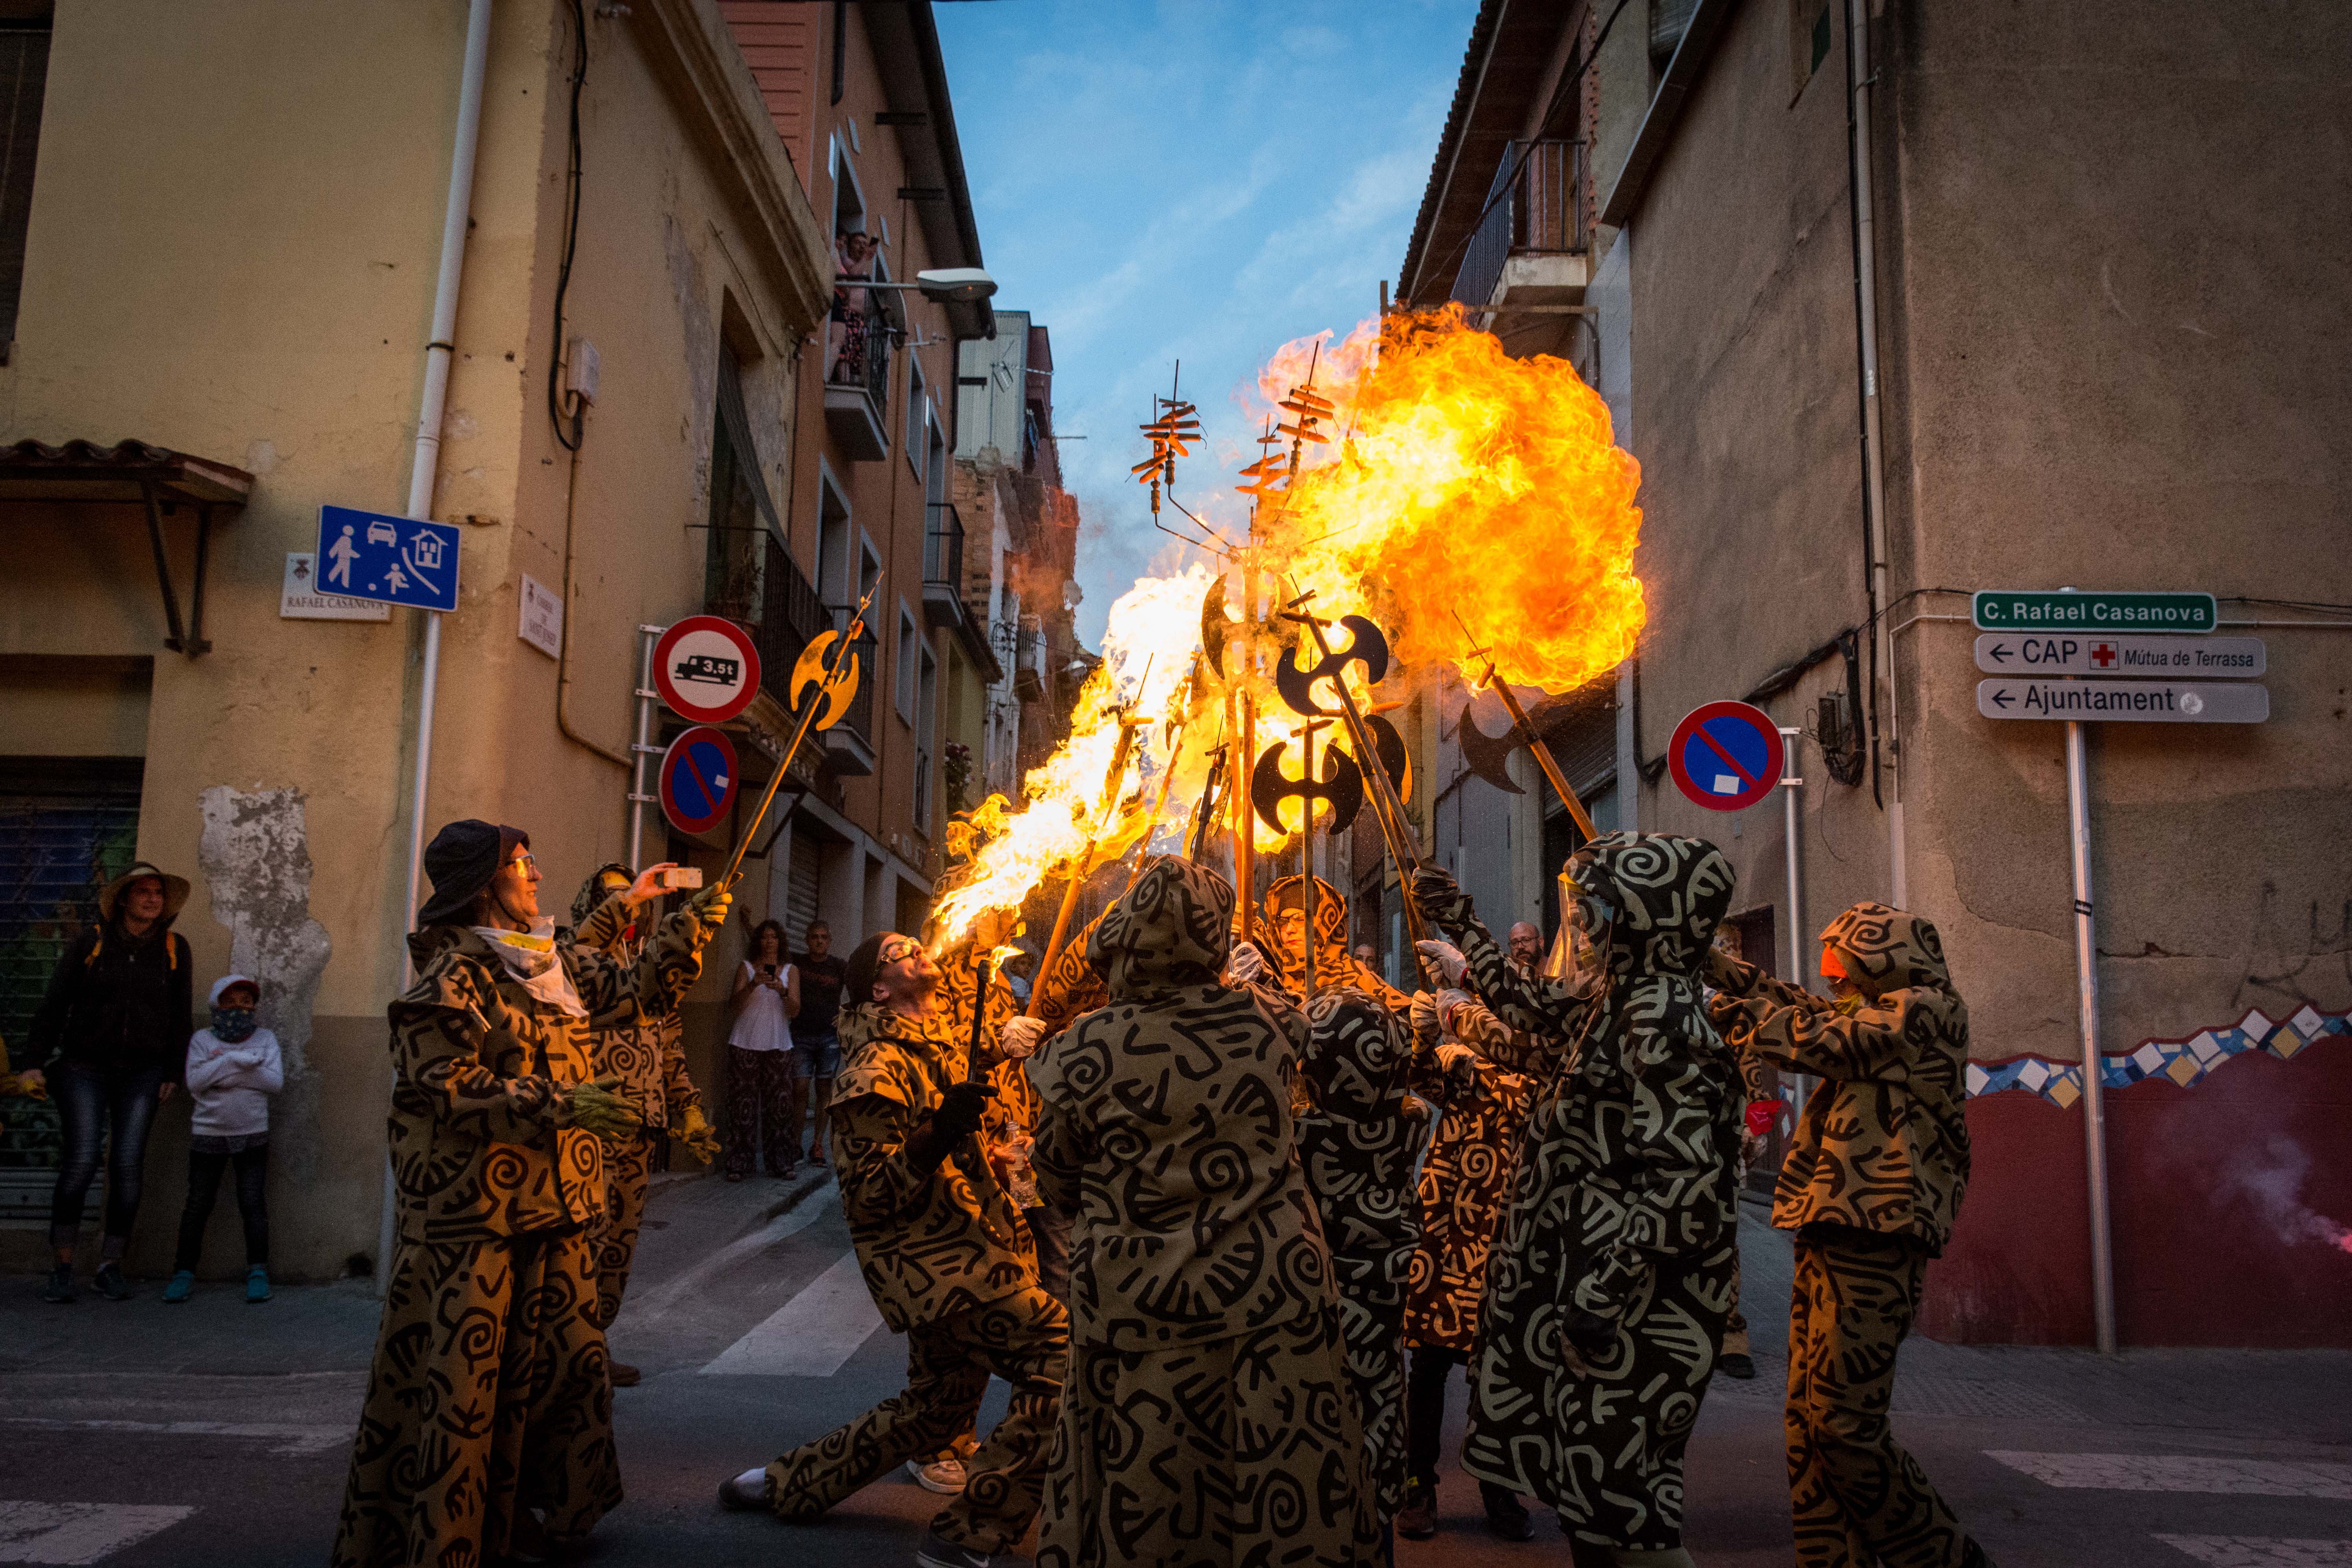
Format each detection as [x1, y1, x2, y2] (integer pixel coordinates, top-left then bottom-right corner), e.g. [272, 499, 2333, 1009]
[791, 1031, 840, 1080]
[49, 1062, 165, 1255]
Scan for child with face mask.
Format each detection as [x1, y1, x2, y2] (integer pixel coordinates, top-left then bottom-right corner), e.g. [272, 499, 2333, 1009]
[162, 976, 283, 1303]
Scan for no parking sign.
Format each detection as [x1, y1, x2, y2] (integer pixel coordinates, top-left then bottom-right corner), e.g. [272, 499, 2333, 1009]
[659, 726, 739, 836]
[1667, 701, 1784, 812]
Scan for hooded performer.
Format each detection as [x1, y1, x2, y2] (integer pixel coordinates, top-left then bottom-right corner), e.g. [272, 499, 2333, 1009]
[1023, 857, 1379, 1568]
[720, 929, 1066, 1568]
[1412, 831, 1741, 1568]
[1397, 985, 1543, 1542]
[1237, 873, 1429, 1534]
[565, 864, 722, 1383]
[332, 823, 728, 1568]
[1706, 904, 1990, 1568]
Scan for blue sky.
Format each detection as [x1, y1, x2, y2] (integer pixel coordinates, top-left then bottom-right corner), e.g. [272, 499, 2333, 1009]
[935, 0, 1477, 648]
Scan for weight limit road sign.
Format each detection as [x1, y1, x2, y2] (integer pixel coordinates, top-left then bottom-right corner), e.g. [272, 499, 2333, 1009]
[1974, 633, 2265, 679]
[1971, 589, 2216, 634]
[653, 615, 762, 724]
[1976, 679, 2269, 724]
[659, 726, 740, 835]
[1668, 701, 1784, 812]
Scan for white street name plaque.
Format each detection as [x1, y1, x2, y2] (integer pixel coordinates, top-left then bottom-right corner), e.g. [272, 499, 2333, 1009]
[1974, 633, 2264, 679]
[1976, 679, 2269, 724]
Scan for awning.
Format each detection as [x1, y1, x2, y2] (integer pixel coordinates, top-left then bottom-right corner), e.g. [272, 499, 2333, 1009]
[0, 439, 255, 655]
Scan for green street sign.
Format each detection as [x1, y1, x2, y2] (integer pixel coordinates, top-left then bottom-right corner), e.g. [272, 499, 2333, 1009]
[1972, 589, 2216, 634]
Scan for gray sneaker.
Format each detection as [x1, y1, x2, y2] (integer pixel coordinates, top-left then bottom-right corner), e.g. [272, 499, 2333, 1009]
[93, 1263, 133, 1301]
[41, 1266, 74, 1304]
[915, 1528, 990, 1568]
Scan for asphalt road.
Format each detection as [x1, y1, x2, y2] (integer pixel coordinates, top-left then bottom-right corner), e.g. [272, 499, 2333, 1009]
[2, 1171, 2347, 1566]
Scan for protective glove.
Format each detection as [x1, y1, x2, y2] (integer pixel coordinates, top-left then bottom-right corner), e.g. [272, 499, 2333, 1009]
[1410, 866, 1472, 927]
[1562, 1308, 1616, 1366]
[905, 1080, 997, 1175]
[998, 1016, 1047, 1061]
[1406, 990, 1441, 1047]
[686, 877, 735, 938]
[559, 1074, 644, 1145]
[1225, 941, 1268, 984]
[673, 1102, 722, 1164]
[1414, 939, 1468, 987]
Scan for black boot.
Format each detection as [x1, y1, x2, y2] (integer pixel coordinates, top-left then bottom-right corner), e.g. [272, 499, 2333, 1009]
[1481, 1483, 1534, 1541]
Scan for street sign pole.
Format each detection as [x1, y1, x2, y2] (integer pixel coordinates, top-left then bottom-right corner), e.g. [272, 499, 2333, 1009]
[1779, 726, 1810, 1123]
[2067, 714, 2118, 1356]
[627, 624, 664, 869]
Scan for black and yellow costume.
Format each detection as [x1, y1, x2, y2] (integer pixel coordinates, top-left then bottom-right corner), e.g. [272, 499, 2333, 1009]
[1026, 858, 1378, 1568]
[330, 903, 712, 1568]
[1416, 831, 1742, 1557]
[1707, 902, 1985, 1568]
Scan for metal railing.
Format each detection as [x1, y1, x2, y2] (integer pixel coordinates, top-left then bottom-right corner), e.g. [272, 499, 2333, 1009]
[1452, 138, 1590, 312]
[827, 603, 878, 743]
[826, 299, 891, 407]
[705, 529, 830, 725]
[923, 502, 965, 596]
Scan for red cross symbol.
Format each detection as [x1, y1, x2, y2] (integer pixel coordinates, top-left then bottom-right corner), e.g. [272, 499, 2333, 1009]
[2091, 641, 2117, 669]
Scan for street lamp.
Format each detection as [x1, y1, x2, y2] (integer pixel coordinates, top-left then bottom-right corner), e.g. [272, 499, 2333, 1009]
[860, 267, 998, 305]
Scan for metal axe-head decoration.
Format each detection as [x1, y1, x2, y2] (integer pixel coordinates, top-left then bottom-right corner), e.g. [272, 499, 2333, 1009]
[1455, 691, 1526, 795]
[1250, 732, 1365, 837]
[789, 629, 862, 731]
[1274, 613, 1390, 718]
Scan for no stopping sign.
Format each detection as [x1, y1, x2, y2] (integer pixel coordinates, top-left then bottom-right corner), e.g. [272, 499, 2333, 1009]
[659, 726, 739, 836]
[1667, 701, 1784, 812]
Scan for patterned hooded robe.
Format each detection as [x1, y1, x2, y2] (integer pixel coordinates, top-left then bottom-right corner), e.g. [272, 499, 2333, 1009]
[1420, 831, 1742, 1552]
[1705, 904, 1976, 1567]
[1402, 991, 1544, 1356]
[1027, 858, 1379, 1568]
[332, 905, 711, 1568]
[1259, 874, 1431, 1521]
[566, 869, 706, 1329]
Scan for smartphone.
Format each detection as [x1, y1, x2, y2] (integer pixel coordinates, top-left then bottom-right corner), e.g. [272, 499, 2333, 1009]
[657, 866, 704, 891]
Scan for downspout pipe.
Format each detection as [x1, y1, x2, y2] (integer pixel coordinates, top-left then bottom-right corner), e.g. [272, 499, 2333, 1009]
[1845, 0, 1902, 906]
[384, 0, 493, 1289]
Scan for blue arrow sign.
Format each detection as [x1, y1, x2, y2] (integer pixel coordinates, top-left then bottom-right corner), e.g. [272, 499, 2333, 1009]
[316, 505, 461, 612]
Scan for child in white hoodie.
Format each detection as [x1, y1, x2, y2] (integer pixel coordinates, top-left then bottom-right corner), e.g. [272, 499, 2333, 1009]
[163, 975, 283, 1303]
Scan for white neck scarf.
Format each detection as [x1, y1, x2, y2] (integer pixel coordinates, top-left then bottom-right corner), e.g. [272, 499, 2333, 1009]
[472, 919, 588, 1017]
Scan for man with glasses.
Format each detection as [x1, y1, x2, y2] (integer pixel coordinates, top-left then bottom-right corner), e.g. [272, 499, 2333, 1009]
[720, 930, 1066, 1568]
[333, 822, 731, 1568]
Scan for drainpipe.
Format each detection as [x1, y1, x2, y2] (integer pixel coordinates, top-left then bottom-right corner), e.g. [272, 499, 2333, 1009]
[1846, 0, 1901, 906]
[383, 0, 494, 1289]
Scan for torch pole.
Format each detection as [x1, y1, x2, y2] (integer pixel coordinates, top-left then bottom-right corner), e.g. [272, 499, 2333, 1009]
[963, 955, 995, 1087]
[1483, 661, 1599, 842]
[1027, 713, 1146, 1020]
[718, 584, 876, 889]
[1236, 693, 1257, 942]
[1128, 659, 1203, 891]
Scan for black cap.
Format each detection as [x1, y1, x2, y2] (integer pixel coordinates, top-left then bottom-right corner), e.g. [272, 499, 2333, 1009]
[843, 932, 899, 1009]
[418, 820, 529, 927]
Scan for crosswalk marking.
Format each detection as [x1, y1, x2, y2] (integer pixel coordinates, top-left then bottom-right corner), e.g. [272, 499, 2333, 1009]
[2155, 1537, 2352, 1566]
[699, 1249, 887, 1377]
[1, 1418, 345, 1457]
[0, 1502, 194, 1565]
[1987, 1452, 2352, 1499]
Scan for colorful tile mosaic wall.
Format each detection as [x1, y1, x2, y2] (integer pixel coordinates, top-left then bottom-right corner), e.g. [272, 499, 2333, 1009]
[1965, 1005, 2350, 1107]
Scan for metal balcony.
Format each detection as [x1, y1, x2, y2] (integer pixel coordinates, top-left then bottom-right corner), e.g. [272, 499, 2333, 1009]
[922, 503, 965, 630]
[1452, 139, 1590, 319]
[822, 304, 892, 461]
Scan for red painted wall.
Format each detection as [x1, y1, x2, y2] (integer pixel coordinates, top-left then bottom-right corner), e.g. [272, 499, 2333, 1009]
[1920, 1036, 2352, 1347]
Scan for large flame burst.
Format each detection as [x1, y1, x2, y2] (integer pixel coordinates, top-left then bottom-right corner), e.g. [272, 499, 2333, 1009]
[930, 308, 1643, 947]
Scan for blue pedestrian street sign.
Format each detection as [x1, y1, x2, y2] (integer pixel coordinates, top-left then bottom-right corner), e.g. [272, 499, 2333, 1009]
[316, 505, 461, 612]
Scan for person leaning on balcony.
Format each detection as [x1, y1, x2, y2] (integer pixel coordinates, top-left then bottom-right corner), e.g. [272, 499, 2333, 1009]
[1705, 904, 1992, 1568]
[22, 861, 193, 1305]
[330, 822, 728, 1568]
[566, 863, 722, 1387]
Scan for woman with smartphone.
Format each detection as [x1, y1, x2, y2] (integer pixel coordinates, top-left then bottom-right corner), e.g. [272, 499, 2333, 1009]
[726, 920, 800, 1181]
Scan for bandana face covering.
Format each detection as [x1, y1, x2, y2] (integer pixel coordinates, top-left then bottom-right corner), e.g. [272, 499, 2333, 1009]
[473, 918, 588, 1016]
[210, 1007, 257, 1043]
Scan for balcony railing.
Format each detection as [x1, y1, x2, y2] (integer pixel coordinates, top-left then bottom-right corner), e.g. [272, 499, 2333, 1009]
[827, 602, 878, 744]
[923, 502, 965, 601]
[824, 297, 894, 461]
[1452, 138, 1590, 312]
[705, 530, 826, 712]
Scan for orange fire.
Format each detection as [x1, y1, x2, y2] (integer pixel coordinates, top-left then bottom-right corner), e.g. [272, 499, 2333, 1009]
[928, 309, 1645, 946]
